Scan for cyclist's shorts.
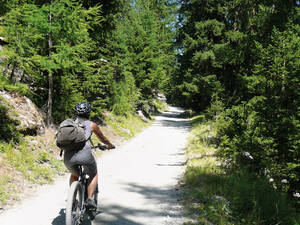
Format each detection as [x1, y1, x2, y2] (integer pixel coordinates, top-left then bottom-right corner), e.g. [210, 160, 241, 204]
[63, 147, 97, 178]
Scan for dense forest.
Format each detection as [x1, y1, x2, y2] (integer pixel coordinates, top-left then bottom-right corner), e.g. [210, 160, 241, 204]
[0, 0, 177, 123]
[171, 0, 300, 202]
[0, 0, 299, 217]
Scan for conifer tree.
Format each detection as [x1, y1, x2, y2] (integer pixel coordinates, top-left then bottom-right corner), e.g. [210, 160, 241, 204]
[173, 0, 227, 111]
[171, 0, 300, 196]
[1, 0, 100, 123]
[103, 0, 177, 115]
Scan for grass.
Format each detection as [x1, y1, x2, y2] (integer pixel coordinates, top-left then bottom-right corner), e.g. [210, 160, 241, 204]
[183, 114, 300, 225]
[103, 111, 152, 139]
[0, 83, 66, 205]
[152, 99, 169, 115]
[103, 98, 168, 139]
[0, 174, 11, 203]
[0, 135, 66, 204]
[5, 142, 64, 183]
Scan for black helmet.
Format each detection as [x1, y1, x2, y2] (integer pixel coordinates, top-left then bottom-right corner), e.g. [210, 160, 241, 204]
[75, 102, 91, 117]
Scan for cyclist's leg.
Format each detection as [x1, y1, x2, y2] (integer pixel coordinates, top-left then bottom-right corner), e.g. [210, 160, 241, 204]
[64, 152, 80, 186]
[83, 161, 98, 210]
[87, 173, 98, 198]
[81, 151, 98, 198]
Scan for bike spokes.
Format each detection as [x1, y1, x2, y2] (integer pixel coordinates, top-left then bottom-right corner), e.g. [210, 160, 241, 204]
[70, 187, 83, 225]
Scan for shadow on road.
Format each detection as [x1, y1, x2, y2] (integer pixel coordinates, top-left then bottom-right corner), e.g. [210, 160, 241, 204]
[94, 182, 183, 225]
[159, 118, 190, 131]
[155, 110, 190, 132]
[51, 208, 92, 225]
[51, 209, 65, 225]
[94, 207, 145, 225]
[124, 182, 182, 204]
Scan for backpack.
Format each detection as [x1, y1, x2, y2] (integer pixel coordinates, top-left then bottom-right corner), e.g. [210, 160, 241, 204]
[56, 118, 89, 152]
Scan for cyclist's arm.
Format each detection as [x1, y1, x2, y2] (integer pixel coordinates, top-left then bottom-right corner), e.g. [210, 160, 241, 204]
[91, 122, 115, 149]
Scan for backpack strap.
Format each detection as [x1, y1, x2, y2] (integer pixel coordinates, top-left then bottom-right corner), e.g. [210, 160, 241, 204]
[75, 117, 93, 147]
[89, 136, 95, 148]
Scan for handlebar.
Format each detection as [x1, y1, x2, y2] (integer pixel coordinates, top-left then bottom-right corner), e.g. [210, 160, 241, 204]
[92, 143, 115, 151]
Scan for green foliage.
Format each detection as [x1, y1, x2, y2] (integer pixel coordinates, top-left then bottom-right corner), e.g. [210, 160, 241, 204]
[104, 0, 176, 114]
[1, 0, 101, 122]
[170, 0, 229, 111]
[0, 97, 20, 143]
[0, 71, 31, 97]
[111, 74, 138, 115]
[1, 0, 176, 122]
[216, 25, 300, 194]
[172, 0, 300, 203]
[103, 112, 150, 139]
[184, 115, 300, 225]
[152, 98, 168, 114]
[2, 139, 65, 184]
[225, 170, 298, 225]
[0, 174, 11, 203]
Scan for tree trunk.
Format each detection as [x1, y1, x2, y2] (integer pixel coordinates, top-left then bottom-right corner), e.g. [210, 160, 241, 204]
[10, 62, 16, 81]
[47, 71, 53, 126]
[46, 1, 53, 126]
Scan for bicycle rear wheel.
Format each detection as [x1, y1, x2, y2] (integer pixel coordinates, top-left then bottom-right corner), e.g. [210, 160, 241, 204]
[66, 181, 83, 225]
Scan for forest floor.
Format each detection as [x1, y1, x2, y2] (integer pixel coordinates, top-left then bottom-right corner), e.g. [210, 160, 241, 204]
[0, 106, 190, 225]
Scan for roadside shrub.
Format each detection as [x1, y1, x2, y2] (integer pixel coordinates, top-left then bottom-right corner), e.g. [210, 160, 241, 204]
[215, 26, 300, 197]
[184, 115, 300, 225]
[0, 98, 20, 143]
[225, 170, 298, 225]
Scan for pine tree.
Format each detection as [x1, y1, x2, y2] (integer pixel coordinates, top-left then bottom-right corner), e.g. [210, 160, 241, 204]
[173, 0, 300, 196]
[1, 0, 100, 123]
[102, 0, 177, 115]
[173, 0, 227, 111]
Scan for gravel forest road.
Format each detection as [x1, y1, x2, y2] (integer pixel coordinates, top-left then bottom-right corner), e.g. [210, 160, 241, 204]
[0, 106, 190, 225]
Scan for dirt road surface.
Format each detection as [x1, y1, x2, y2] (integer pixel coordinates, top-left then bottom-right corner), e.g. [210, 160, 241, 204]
[0, 107, 190, 225]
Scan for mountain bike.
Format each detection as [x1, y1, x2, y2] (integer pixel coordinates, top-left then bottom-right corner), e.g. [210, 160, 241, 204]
[65, 143, 109, 225]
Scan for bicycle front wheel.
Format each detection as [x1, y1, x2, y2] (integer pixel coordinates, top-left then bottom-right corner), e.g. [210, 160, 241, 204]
[66, 181, 83, 225]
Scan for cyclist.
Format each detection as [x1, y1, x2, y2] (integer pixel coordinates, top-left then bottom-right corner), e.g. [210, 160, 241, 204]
[63, 102, 115, 210]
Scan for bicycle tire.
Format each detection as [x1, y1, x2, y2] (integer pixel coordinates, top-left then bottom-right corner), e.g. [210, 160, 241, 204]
[66, 181, 83, 225]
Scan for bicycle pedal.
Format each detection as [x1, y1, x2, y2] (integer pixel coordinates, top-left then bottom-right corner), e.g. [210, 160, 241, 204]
[86, 205, 97, 211]
[87, 210, 96, 220]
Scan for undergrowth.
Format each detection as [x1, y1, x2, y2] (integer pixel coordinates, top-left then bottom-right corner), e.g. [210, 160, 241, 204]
[103, 112, 151, 139]
[0, 138, 65, 204]
[0, 174, 11, 203]
[0, 87, 66, 204]
[4, 140, 64, 183]
[104, 99, 167, 139]
[183, 114, 300, 225]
